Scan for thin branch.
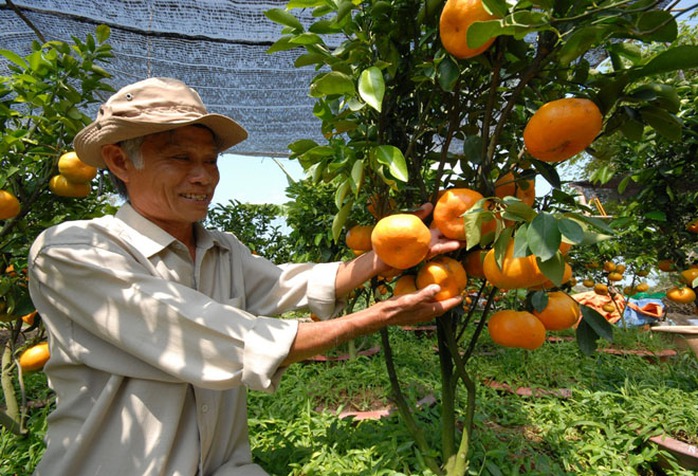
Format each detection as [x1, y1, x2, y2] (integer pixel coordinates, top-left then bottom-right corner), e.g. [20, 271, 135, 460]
[5, 0, 46, 43]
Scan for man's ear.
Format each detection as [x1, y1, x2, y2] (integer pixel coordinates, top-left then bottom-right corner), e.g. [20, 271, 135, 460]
[101, 144, 130, 183]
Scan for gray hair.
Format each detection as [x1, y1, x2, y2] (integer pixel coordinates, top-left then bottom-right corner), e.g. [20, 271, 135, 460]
[108, 136, 145, 200]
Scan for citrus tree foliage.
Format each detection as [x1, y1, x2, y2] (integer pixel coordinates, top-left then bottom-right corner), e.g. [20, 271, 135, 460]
[207, 200, 295, 263]
[266, 0, 696, 474]
[0, 27, 115, 435]
[574, 21, 698, 274]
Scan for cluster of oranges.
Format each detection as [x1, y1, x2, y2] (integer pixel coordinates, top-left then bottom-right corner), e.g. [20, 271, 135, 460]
[49, 151, 98, 198]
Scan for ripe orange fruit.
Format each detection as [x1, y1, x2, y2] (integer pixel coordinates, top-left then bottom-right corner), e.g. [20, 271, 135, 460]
[523, 98, 603, 162]
[58, 151, 98, 183]
[0, 189, 21, 220]
[432, 188, 488, 240]
[49, 175, 91, 198]
[529, 261, 573, 290]
[594, 283, 609, 295]
[559, 241, 573, 256]
[439, 0, 500, 59]
[686, 219, 698, 234]
[582, 278, 595, 288]
[635, 282, 650, 293]
[602, 303, 616, 313]
[657, 259, 675, 272]
[416, 256, 468, 301]
[494, 172, 535, 207]
[463, 249, 487, 279]
[680, 268, 698, 286]
[532, 291, 580, 331]
[371, 214, 431, 270]
[18, 341, 50, 372]
[21, 310, 38, 326]
[482, 241, 546, 289]
[603, 261, 616, 272]
[666, 286, 696, 304]
[345, 224, 374, 253]
[488, 310, 546, 350]
[393, 274, 418, 296]
[615, 264, 626, 274]
[607, 272, 623, 282]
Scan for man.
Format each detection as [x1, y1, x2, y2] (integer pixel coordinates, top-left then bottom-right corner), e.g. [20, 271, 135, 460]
[28, 77, 463, 475]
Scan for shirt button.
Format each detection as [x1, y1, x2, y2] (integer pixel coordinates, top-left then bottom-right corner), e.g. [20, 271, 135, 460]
[201, 404, 209, 413]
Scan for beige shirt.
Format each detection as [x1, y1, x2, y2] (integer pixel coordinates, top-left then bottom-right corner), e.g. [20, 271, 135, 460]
[28, 204, 342, 476]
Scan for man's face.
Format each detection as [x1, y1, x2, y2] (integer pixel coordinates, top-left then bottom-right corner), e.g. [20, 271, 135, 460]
[126, 125, 220, 232]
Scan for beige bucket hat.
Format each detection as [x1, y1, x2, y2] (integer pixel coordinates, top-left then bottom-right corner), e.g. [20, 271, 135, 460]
[74, 77, 248, 168]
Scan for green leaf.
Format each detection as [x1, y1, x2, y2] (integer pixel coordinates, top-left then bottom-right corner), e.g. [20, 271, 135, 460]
[639, 106, 682, 141]
[527, 213, 560, 262]
[350, 160, 364, 195]
[332, 201, 353, 242]
[557, 218, 584, 244]
[437, 56, 460, 92]
[558, 26, 607, 66]
[370, 145, 408, 182]
[501, 197, 536, 223]
[580, 304, 614, 343]
[530, 290, 548, 313]
[629, 45, 698, 80]
[95, 25, 111, 43]
[309, 71, 355, 98]
[644, 210, 666, 221]
[635, 10, 677, 43]
[0, 49, 28, 68]
[629, 83, 681, 113]
[529, 159, 561, 189]
[264, 8, 305, 31]
[358, 67, 385, 113]
[537, 253, 565, 287]
[467, 19, 502, 49]
[334, 179, 351, 209]
[575, 317, 599, 356]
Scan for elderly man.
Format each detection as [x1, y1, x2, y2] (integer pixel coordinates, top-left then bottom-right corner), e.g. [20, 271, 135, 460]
[28, 77, 462, 475]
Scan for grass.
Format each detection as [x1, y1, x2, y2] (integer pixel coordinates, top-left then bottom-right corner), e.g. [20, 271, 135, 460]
[2, 325, 697, 475]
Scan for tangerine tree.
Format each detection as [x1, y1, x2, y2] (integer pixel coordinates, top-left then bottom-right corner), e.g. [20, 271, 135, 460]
[267, 1, 695, 473]
[0, 27, 115, 436]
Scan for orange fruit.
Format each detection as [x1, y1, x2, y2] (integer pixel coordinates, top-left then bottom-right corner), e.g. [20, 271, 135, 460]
[494, 172, 535, 207]
[416, 256, 468, 301]
[18, 341, 50, 373]
[439, 0, 500, 59]
[657, 259, 675, 272]
[393, 274, 418, 296]
[57, 151, 98, 183]
[680, 268, 698, 286]
[0, 189, 21, 220]
[432, 188, 488, 240]
[488, 310, 546, 350]
[607, 272, 623, 282]
[559, 241, 573, 256]
[482, 241, 546, 289]
[635, 282, 650, 293]
[532, 291, 580, 331]
[686, 219, 698, 234]
[582, 278, 595, 288]
[602, 303, 616, 313]
[603, 261, 616, 272]
[371, 213, 431, 270]
[49, 175, 91, 198]
[636, 269, 650, 277]
[345, 224, 374, 253]
[523, 98, 603, 162]
[615, 264, 626, 274]
[463, 249, 487, 279]
[623, 286, 637, 296]
[594, 283, 609, 295]
[666, 286, 696, 304]
[21, 310, 38, 326]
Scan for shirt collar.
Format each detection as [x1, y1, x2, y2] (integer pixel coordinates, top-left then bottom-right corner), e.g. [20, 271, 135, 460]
[115, 203, 231, 257]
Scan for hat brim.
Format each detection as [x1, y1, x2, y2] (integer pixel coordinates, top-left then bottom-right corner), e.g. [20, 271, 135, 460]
[73, 114, 248, 168]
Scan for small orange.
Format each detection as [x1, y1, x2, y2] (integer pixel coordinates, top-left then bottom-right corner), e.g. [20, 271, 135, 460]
[416, 256, 468, 301]
[21, 310, 38, 326]
[636, 269, 650, 277]
[594, 283, 609, 295]
[559, 241, 573, 256]
[494, 172, 535, 207]
[345, 224, 374, 253]
[18, 342, 50, 373]
[488, 310, 546, 350]
[582, 278, 595, 288]
[371, 213, 431, 270]
[532, 291, 580, 331]
[57, 151, 98, 183]
[432, 188, 488, 240]
[0, 190, 21, 220]
[635, 282, 650, 293]
[666, 286, 696, 304]
[523, 98, 603, 162]
[607, 272, 623, 282]
[463, 249, 487, 279]
[49, 175, 91, 198]
[482, 241, 547, 289]
[680, 268, 698, 286]
[657, 259, 675, 272]
[686, 219, 698, 234]
[602, 303, 616, 313]
[529, 261, 573, 290]
[393, 274, 418, 296]
[439, 0, 500, 59]
[603, 261, 616, 272]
